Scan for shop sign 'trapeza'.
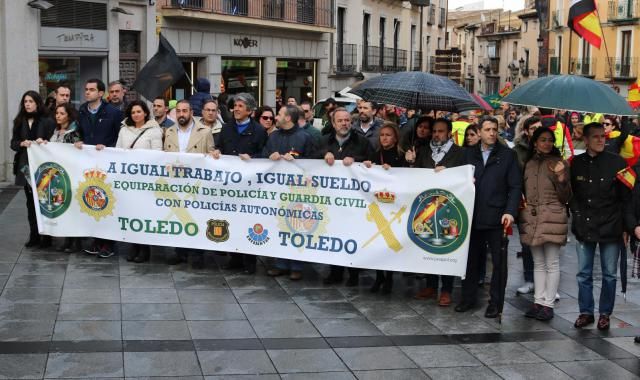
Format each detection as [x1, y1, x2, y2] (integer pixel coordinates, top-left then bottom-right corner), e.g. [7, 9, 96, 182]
[233, 37, 258, 48]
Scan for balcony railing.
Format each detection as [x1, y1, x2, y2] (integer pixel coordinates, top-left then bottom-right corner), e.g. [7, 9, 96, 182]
[606, 57, 638, 78]
[412, 50, 422, 71]
[362, 45, 380, 72]
[608, 0, 640, 20]
[160, 0, 335, 28]
[550, 57, 561, 75]
[551, 9, 564, 28]
[570, 57, 596, 76]
[382, 47, 407, 72]
[334, 43, 357, 74]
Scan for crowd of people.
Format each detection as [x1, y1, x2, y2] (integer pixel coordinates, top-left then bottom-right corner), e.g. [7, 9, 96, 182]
[11, 77, 640, 335]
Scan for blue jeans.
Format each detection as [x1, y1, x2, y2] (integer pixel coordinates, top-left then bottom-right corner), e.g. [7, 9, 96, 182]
[275, 259, 304, 272]
[576, 241, 620, 315]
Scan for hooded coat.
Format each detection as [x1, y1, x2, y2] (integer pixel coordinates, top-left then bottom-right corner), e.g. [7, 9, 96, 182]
[189, 78, 212, 117]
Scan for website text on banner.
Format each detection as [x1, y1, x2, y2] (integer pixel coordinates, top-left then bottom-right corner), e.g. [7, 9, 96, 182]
[27, 143, 475, 277]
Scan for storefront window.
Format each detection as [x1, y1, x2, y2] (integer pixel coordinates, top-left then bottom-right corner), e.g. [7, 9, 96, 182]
[276, 60, 316, 105]
[222, 58, 262, 105]
[39, 56, 104, 107]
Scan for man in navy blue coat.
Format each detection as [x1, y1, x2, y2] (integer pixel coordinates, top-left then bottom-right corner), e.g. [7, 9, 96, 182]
[455, 117, 522, 318]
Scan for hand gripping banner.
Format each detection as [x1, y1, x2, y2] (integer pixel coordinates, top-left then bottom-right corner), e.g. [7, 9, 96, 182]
[28, 143, 475, 276]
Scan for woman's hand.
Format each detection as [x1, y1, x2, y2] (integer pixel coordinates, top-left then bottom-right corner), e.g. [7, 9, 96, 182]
[405, 147, 416, 163]
[20, 140, 32, 148]
[548, 160, 567, 181]
[35, 138, 47, 145]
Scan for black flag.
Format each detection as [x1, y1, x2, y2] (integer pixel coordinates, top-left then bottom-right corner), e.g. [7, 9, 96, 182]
[131, 34, 185, 100]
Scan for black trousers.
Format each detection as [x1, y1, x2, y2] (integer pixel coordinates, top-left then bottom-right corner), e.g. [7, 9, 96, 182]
[425, 274, 454, 293]
[329, 265, 359, 279]
[24, 185, 38, 239]
[461, 228, 506, 306]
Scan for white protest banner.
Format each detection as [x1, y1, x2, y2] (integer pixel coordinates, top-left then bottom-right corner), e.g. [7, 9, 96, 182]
[28, 143, 475, 276]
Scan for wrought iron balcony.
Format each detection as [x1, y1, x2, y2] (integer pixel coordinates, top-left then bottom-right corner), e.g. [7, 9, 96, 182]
[606, 57, 638, 78]
[382, 47, 407, 72]
[412, 50, 423, 71]
[334, 43, 357, 74]
[160, 0, 335, 29]
[570, 57, 596, 76]
[608, 0, 640, 21]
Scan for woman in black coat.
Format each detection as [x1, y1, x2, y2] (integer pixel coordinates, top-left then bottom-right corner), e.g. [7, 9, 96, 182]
[10, 91, 55, 248]
[364, 122, 407, 293]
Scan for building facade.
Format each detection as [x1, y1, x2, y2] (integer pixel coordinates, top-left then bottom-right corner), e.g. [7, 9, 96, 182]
[156, 0, 334, 107]
[329, 0, 448, 95]
[546, 0, 639, 96]
[0, 0, 156, 182]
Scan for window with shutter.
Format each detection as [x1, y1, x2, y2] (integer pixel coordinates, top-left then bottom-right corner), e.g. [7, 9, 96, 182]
[40, 0, 107, 30]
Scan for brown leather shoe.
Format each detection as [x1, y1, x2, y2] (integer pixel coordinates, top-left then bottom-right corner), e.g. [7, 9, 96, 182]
[414, 287, 437, 300]
[597, 314, 610, 330]
[267, 268, 286, 277]
[289, 271, 302, 281]
[574, 313, 595, 328]
[438, 291, 451, 307]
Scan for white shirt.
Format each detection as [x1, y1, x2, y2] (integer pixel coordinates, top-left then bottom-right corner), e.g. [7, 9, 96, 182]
[177, 121, 195, 152]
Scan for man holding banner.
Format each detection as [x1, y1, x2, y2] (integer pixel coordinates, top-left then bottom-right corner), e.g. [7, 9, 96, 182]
[456, 116, 522, 318]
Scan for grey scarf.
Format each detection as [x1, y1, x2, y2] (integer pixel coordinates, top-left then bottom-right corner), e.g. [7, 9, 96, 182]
[430, 139, 454, 165]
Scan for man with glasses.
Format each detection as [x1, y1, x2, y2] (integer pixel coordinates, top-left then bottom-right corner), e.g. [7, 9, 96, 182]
[299, 101, 321, 146]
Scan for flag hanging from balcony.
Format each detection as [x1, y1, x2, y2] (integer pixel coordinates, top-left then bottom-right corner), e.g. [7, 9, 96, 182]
[628, 80, 640, 109]
[568, 0, 603, 49]
[131, 34, 186, 101]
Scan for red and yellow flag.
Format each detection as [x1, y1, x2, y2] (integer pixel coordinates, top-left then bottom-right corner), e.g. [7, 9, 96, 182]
[608, 130, 640, 167]
[628, 80, 640, 109]
[498, 82, 512, 98]
[616, 166, 637, 189]
[568, 0, 603, 49]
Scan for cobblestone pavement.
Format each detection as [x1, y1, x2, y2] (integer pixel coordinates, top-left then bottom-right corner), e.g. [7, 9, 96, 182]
[1, 187, 640, 379]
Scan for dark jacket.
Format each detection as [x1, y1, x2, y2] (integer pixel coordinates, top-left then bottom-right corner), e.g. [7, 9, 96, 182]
[414, 142, 465, 169]
[10, 116, 55, 186]
[513, 136, 529, 170]
[570, 151, 633, 242]
[216, 119, 268, 157]
[400, 122, 430, 152]
[351, 119, 382, 150]
[262, 125, 315, 159]
[189, 78, 212, 117]
[77, 100, 124, 147]
[370, 147, 407, 167]
[317, 131, 373, 162]
[465, 143, 523, 230]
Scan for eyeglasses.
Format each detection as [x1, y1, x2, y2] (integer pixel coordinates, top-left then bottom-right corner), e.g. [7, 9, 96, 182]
[261, 116, 274, 121]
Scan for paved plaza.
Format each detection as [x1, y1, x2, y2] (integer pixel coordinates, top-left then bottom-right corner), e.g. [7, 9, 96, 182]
[0, 187, 640, 379]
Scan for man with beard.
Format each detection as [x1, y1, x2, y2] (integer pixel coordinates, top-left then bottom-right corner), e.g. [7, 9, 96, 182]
[212, 93, 268, 274]
[407, 118, 466, 306]
[317, 108, 373, 286]
[264, 105, 316, 280]
[108, 80, 127, 112]
[164, 100, 214, 268]
[352, 100, 381, 149]
[298, 101, 322, 146]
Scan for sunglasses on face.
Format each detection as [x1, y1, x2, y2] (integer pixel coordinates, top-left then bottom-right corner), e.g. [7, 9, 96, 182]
[261, 116, 274, 121]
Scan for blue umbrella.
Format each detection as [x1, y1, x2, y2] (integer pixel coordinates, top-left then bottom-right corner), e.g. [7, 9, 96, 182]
[348, 71, 480, 112]
[503, 75, 636, 116]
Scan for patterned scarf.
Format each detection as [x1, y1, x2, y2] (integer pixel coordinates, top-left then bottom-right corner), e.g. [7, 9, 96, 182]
[430, 139, 454, 165]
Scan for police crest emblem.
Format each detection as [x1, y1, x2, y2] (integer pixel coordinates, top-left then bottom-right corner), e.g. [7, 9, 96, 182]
[34, 162, 72, 219]
[206, 219, 229, 242]
[75, 168, 115, 221]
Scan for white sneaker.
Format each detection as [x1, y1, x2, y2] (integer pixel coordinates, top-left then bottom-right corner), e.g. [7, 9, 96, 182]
[555, 293, 560, 301]
[516, 282, 534, 294]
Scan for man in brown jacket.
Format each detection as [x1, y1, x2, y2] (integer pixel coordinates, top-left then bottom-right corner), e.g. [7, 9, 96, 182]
[163, 100, 214, 268]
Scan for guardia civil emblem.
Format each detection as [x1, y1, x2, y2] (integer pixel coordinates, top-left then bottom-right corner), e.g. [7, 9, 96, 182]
[75, 168, 115, 221]
[206, 219, 229, 242]
[34, 162, 72, 219]
[407, 189, 468, 255]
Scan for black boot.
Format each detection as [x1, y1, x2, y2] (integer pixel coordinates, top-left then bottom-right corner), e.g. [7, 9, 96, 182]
[323, 266, 343, 285]
[134, 245, 150, 263]
[167, 249, 187, 265]
[381, 272, 393, 294]
[38, 235, 52, 249]
[127, 245, 139, 262]
[370, 271, 385, 293]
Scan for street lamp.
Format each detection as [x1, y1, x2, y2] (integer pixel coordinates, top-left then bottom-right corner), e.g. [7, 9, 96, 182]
[537, 37, 544, 49]
[508, 62, 520, 77]
[519, 57, 526, 70]
[478, 64, 484, 74]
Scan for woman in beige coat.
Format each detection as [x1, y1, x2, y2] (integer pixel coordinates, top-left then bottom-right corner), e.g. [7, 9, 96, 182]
[116, 100, 163, 263]
[519, 126, 572, 321]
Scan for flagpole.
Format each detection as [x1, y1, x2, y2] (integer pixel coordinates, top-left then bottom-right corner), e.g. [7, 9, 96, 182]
[567, 29, 573, 74]
[594, 8, 615, 85]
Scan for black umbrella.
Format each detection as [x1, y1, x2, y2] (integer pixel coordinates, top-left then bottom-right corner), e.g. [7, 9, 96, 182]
[497, 226, 510, 324]
[348, 71, 481, 112]
[621, 242, 628, 300]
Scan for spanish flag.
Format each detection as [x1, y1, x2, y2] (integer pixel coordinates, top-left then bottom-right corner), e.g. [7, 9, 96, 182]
[616, 166, 636, 189]
[608, 130, 640, 167]
[628, 80, 640, 109]
[568, 0, 603, 49]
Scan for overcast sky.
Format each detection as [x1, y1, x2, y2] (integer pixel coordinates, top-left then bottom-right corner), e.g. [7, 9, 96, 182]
[448, 0, 525, 11]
